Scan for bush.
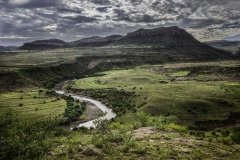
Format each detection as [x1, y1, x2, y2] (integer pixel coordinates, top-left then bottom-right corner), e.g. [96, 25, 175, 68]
[44, 81, 56, 89]
[0, 111, 66, 160]
[167, 123, 187, 132]
[222, 137, 232, 145]
[62, 97, 86, 124]
[222, 130, 230, 137]
[231, 129, 240, 144]
[133, 143, 147, 155]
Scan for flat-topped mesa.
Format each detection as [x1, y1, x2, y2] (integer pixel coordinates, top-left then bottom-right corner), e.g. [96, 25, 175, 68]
[115, 26, 201, 47]
[19, 39, 67, 50]
[127, 26, 187, 37]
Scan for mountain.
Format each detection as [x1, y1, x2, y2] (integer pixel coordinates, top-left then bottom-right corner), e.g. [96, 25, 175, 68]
[0, 46, 7, 51]
[113, 26, 231, 59]
[206, 40, 240, 55]
[19, 35, 123, 50]
[70, 35, 122, 47]
[114, 26, 214, 47]
[17, 26, 232, 59]
[0, 46, 18, 52]
[114, 26, 198, 46]
[19, 39, 67, 50]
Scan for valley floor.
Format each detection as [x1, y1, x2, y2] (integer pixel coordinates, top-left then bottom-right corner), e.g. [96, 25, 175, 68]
[1, 60, 240, 160]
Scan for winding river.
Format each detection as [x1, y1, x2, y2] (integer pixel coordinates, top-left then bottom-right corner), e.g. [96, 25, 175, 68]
[55, 90, 116, 130]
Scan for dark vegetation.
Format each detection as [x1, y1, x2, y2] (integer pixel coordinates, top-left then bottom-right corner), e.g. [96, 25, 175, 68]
[0, 111, 67, 160]
[71, 88, 136, 116]
[1, 60, 240, 159]
[45, 91, 86, 124]
[61, 95, 86, 124]
[192, 112, 240, 130]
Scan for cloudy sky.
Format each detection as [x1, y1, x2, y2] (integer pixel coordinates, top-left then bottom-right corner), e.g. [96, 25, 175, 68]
[0, 0, 239, 46]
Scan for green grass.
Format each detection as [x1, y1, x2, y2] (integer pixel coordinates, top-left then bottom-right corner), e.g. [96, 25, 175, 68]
[171, 70, 190, 77]
[1, 60, 240, 160]
[0, 48, 85, 68]
[0, 88, 66, 121]
[71, 61, 240, 123]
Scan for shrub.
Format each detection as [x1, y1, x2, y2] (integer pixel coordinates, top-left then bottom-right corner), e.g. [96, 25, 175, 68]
[44, 81, 56, 89]
[231, 129, 240, 144]
[133, 143, 147, 155]
[0, 111, 66, 160]
[222, 130, 230, 137]
[167, 123, 187, 132]
[61, 96, 86, 124]
[222, 137, 232, 145]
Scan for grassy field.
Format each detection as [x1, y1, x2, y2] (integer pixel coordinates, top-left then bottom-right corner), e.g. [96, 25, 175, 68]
[1, 40, 240, 159]
[0, 48, 86, 67]
[70, 61, 240, 123]
[0, 88, 66, 121]
[1, 60, 240, 159]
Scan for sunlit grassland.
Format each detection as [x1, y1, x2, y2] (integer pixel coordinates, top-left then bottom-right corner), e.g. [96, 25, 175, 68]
[0, 88, 66, 121]
[71, 61, 240, 122]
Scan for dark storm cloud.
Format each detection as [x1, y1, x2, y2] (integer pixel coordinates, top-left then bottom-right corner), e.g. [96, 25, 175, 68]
[0, 0, 239, 46]
[68, 16, 97, 23]
[113, 9, 132, 22]
[96, 7, 110, 12]
[182, 18, 227, 29]
[57, 8, 83, 14]
[91, 0, 111, 5]
[217, 22, 240, 30]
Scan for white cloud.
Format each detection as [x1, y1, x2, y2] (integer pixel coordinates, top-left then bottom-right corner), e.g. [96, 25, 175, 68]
[43, 24, 58, 32]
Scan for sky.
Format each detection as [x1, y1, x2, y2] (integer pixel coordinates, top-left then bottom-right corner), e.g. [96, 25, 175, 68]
[0, 0, 239, 46]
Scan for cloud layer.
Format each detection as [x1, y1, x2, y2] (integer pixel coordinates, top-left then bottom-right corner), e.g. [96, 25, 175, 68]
[0, 0, 239, 45]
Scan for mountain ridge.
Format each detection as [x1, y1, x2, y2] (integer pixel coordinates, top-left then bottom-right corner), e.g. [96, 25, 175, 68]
[17, 26, 233, 59]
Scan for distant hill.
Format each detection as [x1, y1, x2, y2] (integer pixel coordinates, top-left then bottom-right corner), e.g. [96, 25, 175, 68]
[206, 40, 240, 55]
[19, 39, 67, 50]
[0, 46, 18, 52]
[0, 46, 7, 51]
[70, 35, 122, 47]
[17, 26, 232, 59]
[19, 36, 123, 50]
